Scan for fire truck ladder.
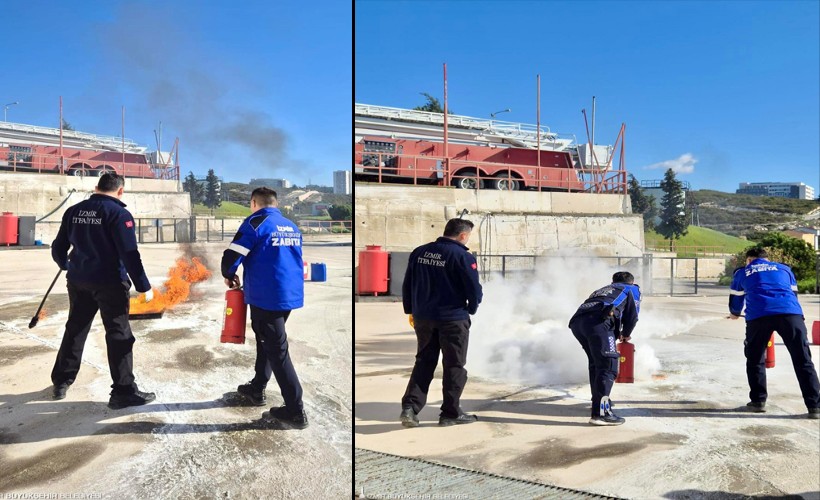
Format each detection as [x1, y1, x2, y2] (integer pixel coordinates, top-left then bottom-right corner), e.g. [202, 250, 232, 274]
[355, 103, 575, 151]
[0, 121, 146, 153]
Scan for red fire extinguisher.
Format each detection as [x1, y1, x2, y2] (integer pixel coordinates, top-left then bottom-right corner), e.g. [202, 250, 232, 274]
[765, 333, 775, 369]
[220, 288, 247, 344]
[615, 340, 634, 383]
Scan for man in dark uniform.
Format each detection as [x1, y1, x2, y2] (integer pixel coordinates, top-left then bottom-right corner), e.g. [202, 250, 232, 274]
[221, 187, 308, 429]
[729, 247, 820, 419]
[50, 173, 156, 409]
[569, 271, 640, 426]
[400, 218, 483, 427]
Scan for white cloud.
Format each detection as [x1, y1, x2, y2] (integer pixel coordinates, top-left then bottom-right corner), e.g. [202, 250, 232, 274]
[644, 153, 697, 174]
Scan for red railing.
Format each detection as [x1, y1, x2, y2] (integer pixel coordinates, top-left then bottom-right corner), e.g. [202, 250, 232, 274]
[297, 219, 352, 233]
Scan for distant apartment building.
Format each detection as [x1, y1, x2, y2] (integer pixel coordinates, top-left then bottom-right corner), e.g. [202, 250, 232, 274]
[736, 182, 815, 200]
[250, 178, 291, 189]
[333, 170, 351, 195]
[783, 227, 820, 251]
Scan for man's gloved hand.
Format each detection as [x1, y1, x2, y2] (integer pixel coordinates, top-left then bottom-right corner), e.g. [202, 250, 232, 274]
[224, 276, 241, 289]
[408, 314, 414, 328]
[144, 289, 154, 303]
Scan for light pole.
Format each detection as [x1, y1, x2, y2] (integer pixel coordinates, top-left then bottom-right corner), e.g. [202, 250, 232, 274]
[490, 108, 511, 119]
[3, 101, 19, 122]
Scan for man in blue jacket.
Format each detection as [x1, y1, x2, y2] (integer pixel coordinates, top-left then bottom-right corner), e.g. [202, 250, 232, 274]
[729, 247, 820, 419]
[400, 218, 483, 427]
[221, 187, 307, 429]
[569, 271, 640, 426]
[50, 173, 156, 409]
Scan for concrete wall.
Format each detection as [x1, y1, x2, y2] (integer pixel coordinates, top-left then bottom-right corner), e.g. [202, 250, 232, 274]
[649, 252, 727, 279]
[355, 184, 644, 262]
[0, 172, 190, 243]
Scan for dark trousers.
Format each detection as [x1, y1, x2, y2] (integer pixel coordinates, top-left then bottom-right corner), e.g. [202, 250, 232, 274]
[744, 314, 820, 409]
[51, 280, 138, 395]
[570, 315, 619, 417]
[401, 318, 470, 418]
[249, 306, 303, 412]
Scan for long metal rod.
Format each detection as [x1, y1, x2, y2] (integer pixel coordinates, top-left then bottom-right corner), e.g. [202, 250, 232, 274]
[29, 269, 62, 329]
[121, 106, 126, 169]
[59, 96, 63, 173]
[537, 74, 541, 169]
[443, 63, 449, 187]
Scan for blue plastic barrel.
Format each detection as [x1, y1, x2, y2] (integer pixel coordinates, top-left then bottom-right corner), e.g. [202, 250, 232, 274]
[310, 263, 327, 282]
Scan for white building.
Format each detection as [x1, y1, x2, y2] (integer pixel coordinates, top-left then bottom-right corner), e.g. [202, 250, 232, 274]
[250, 178, 291, 188]
[737, 182, 815, 200]
[333, 170, 351, 195]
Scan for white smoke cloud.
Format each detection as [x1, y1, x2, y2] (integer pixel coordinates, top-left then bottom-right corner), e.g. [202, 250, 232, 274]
[468, 252, 710, 387]
[644, 153, 697, 174]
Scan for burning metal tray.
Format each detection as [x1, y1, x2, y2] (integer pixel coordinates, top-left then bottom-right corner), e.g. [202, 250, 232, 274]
[129, 310, 165, 320]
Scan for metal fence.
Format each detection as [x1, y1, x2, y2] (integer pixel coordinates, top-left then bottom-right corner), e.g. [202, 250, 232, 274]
[133, 217, 353, 244]
[134, 218, 225, 243]
[474, 253, 729, 296]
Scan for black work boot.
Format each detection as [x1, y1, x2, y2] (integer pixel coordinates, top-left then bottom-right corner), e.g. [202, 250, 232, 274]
[237, 382, 267, 406]
[400, 407, 419, 428]
[53, 382, 71, 400]
[108, 390, 156, 410]
[808, 408, 819, 420]
[746, 401, 766, 413]
[262, 406, 309, 430]
[439, 412, 478, 427]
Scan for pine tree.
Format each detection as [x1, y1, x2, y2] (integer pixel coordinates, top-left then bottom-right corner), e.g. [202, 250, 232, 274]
[204, 169, 222, 210]
[182, 171, 203, 205]
[413, 93, 453, 114]
[628, 175, 657, 231]
[656, 168, 689, 250]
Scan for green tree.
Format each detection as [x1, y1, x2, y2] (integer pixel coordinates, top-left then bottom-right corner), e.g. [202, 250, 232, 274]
[61, 119, 75, 131]
[628, 175, 657, 231]
[656, 168, 689, 250]
[720, 232, 817, 292]
[413, 93, 453, 114]
[754, 232, 816, 280]
[182, 171, 203, 205]
[204, 169, 222, 210]
[327, 204, 352, 221]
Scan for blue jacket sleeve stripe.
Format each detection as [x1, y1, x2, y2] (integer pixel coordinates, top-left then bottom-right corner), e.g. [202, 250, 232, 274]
[729, 289, 745, 296]
[228, 242, 250, 256]
[610, 289, 628, 308]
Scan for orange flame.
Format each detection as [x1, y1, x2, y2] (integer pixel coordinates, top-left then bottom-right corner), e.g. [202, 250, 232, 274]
[130, 257, 212, 314]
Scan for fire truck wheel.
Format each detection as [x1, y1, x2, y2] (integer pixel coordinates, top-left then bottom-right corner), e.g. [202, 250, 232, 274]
[452, 169, 485, 190]
[69, 168, 86, 177]
[96, 165, 114, 176]
[493, 173, 520, 191]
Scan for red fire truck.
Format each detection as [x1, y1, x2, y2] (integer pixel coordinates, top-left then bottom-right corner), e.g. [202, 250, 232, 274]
[355, 136, 585, 191]
[0, 121, 178, 179]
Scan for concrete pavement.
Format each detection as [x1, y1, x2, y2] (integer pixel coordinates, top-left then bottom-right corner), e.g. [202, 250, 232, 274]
[355, 291, 820, 499]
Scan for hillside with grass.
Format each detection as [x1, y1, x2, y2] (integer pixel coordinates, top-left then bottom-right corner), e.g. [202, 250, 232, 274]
[192, 201, 252, 217]
[645, 226, 753, 256]
[687, 190, 820, 236]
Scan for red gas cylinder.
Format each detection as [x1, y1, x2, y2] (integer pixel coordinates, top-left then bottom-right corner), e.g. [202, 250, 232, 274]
[615, 340, 635, 383]
[220, 288, 247, 344]
[765, 333, 775, 369]
[812, 321, 820, 346]
[358, 245, 389, 295]
[303, 260, 309, 280]
[0, 212, 18, 246]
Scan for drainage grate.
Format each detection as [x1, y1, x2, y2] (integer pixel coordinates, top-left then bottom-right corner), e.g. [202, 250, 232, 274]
[355, 448, 622, 499]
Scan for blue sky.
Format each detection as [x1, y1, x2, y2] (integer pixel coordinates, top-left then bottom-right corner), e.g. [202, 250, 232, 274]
[355, 0, 819, 194]
[1, 0, 351, 186]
